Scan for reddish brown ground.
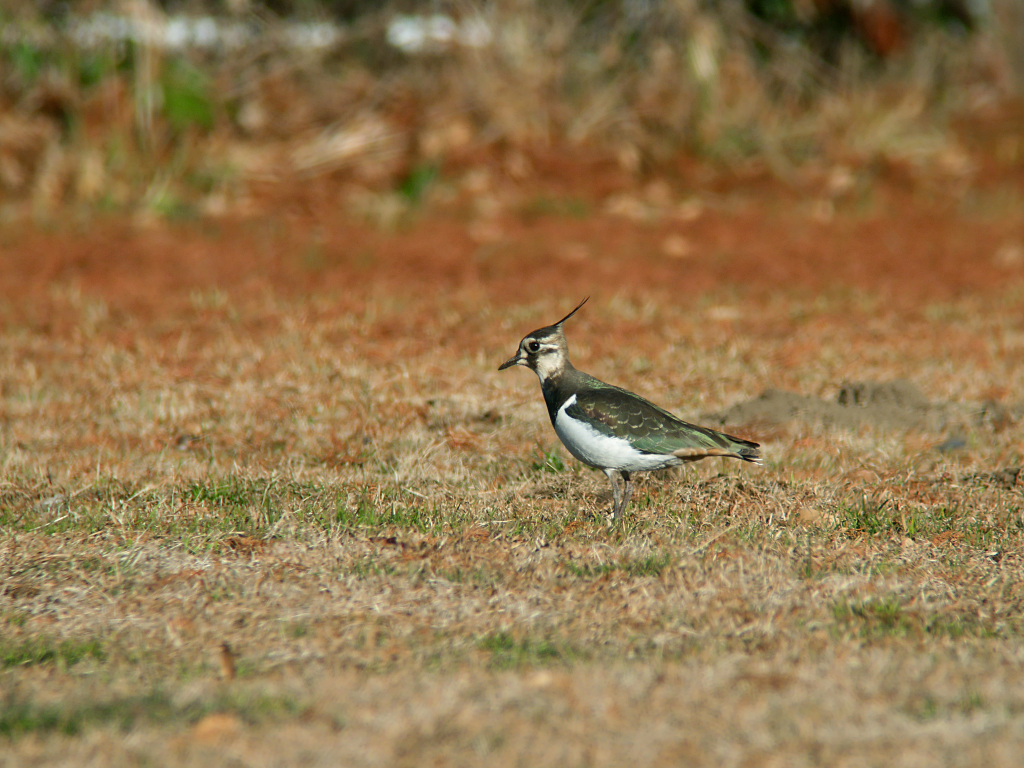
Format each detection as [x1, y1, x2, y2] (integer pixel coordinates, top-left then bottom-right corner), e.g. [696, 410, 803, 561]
[3, 142, 1023, 333]
[3, 136, 1024, 766]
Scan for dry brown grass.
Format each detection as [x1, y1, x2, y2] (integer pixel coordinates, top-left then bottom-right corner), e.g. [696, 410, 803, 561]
[2, 197, 1023, 762]
[2, 5, 1024, 761]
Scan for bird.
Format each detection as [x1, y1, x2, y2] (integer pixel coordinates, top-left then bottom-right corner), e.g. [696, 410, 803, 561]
[498, 298, 762, 519]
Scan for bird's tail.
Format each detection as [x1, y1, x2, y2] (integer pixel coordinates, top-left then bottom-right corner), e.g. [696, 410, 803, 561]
[724, 433, 762, 465]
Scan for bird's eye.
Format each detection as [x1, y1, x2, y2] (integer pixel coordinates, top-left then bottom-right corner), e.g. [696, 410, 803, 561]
[526, 340, 541, 353]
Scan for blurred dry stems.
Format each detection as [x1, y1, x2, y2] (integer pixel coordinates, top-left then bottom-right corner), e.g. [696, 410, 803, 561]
[0, 0, 1021, 222]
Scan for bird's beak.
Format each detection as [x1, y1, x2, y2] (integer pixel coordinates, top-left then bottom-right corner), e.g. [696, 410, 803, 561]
[498, 352, 523, 371]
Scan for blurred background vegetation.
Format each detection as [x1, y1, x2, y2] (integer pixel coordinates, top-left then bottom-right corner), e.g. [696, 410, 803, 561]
[0, 0, 1020, 221]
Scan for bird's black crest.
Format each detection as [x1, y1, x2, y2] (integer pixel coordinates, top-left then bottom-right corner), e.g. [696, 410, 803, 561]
[554, 297, 589, 328]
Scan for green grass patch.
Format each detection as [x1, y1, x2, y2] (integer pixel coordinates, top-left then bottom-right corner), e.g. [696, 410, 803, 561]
[478, 631, 581, 669]
[831, 598, 1004, 642]
[0, 637, 106, 669]
[435, 566, 501, 587]
[831, 596, 914, 641]
[624, 551, 674, 577]
[562, 551, 673, 579]
[0, 688, 309, 740]
[834, 495, 903, 536]
[346, 556, 398, 579]
[332, 495, 429, 530]
[397, 162, 440, 204]
[3, 611, 29, 628]
[161, 58, 215, 133]
[562, 559, 617, 579]
[906, 687, 990, 722]
[0, 477, 467, 544]
[531, 447, 567, 474]
[833, 494, 979, 541]
[520, 195, 591, 220]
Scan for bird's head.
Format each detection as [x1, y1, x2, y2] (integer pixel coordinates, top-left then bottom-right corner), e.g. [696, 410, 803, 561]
[498, 297, 588, 382]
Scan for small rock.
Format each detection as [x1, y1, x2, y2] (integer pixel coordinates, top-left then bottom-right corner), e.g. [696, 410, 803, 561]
[935, 436, 967, 453]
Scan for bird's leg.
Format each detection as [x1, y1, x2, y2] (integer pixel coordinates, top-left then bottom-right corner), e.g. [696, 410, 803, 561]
[603, 469, 622, 519]
[618, 471, 633, 519]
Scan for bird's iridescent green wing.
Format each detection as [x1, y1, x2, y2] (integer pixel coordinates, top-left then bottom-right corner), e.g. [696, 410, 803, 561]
[565, 386, 752, 457]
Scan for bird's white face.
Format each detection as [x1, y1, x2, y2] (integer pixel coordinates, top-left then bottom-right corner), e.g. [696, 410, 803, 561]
[498, 298, 588, 383]
[498, 332, 566, 383]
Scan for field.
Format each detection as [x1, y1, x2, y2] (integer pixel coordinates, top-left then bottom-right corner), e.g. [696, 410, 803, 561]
[3, 4, 1024, 766]
[3, 148, 1023, 765]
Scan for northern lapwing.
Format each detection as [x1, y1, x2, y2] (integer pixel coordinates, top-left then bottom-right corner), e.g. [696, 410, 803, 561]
[499, 298, 762, 519]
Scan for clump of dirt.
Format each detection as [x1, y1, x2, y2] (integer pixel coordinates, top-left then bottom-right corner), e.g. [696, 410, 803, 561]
[706, 379, 1012, 434]
[835, 379, 930, 410]
[962, 467, 1022, 489]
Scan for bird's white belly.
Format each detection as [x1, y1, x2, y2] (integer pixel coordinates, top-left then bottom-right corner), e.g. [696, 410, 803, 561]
[554, 395, 677, 472]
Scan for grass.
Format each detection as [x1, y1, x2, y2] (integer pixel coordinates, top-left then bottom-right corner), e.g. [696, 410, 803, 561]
[531, 447, 567, 474]
[477, 631, 582, 669]
[0, 688, 309, 738]
[830, 597, 1006, 642]
[562, 551, 674, 579]
[520, 196, 592, 221]
[0, 2, 1021, 223]
[0, 636, 106, 669]
[1, 284, 1023, 765]
[1, 20, 1024, 755]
